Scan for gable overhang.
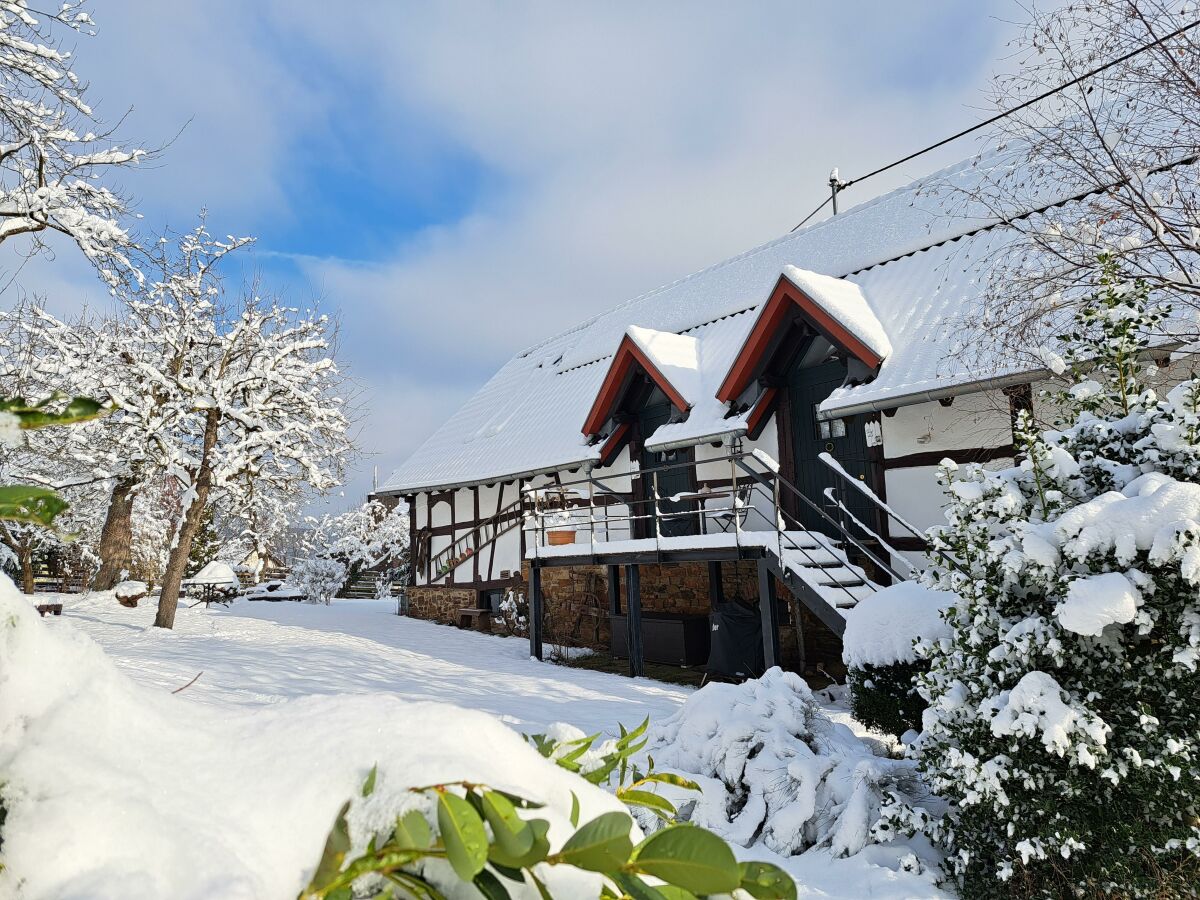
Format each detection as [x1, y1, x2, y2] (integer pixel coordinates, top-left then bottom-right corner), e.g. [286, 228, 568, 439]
[582, 333, 692, 437]
[716, 273, 885, 404]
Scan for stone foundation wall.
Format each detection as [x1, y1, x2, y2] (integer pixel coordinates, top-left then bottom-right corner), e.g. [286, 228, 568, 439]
[520, 559, 845, 676]
[404, 560, 845, 677]
[407, 585, 477, 625]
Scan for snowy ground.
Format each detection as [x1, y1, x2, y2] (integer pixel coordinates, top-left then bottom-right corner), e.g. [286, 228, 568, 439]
[55, 593, 686, 735]
[4, 591, 946, 899]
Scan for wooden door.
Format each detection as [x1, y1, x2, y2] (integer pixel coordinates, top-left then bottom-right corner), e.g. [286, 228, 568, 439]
[638, 402, 697, 538]
[787, 359, 871, 535]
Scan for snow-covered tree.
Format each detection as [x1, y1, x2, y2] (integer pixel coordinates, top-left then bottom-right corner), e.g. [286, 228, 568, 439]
[298, 498, 409, 601]
[99, 225, 354, 628]
[905, 259, 1200, 896]
[0, 1, 145, 286]
[964, 0, 1200, 368]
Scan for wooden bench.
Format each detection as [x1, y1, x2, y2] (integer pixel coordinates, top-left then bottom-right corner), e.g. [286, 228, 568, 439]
[457, 608, 492, 632]
[35, 603, 63, 617]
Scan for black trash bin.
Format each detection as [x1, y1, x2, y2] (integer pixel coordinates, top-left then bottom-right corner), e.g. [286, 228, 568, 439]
[706, 600, 764, 681]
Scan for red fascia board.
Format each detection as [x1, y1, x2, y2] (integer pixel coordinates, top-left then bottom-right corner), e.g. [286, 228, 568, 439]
[582, 335, 691, 436]
[597, 421, 632, 467]
[716, 274, 884, 402]
[745, 386, 779, 439]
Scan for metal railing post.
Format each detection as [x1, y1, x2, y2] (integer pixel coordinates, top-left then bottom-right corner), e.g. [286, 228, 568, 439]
[588, 475, 595, 557]
[652, 469, 661, 546]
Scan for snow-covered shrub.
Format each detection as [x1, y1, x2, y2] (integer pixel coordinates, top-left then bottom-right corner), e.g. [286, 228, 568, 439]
[643, 668, 928, 860]
[842, 582, 953, 738]
[291, 556, 346, 605]
[497, 589, 528, 636]
[910, 259, 1200, 897]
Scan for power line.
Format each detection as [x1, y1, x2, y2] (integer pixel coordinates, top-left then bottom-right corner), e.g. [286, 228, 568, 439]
[791, 16, 1200, 232]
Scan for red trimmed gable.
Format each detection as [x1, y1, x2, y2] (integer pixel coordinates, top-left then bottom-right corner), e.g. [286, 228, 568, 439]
[716, 272, 885, 403]
[581, 334, 692, 437]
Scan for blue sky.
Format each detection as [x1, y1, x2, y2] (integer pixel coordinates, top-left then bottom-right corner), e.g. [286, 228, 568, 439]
[0, 1, 1024, 512]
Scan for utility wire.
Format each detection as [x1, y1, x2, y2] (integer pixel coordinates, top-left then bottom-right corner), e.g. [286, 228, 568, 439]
[791, 16, 1200, 232]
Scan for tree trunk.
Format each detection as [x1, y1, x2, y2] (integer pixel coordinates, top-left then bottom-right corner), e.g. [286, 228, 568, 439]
[19, 542, 34, 595]
[93, 475, 138, 591]
[155, 410, 220, 629]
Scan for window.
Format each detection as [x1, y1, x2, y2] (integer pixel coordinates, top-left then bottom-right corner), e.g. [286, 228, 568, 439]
[815, 405, 847, 440]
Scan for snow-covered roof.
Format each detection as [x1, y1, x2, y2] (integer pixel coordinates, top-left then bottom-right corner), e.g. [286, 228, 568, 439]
[624, 325, 703, 405]
[382, 150, 1049, 494]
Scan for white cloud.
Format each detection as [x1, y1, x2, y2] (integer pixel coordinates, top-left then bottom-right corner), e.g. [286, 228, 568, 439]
[1, 1, 1023, 502]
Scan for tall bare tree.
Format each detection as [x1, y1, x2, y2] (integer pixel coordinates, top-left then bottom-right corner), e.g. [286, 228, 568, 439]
[958, 0, 1200, 369]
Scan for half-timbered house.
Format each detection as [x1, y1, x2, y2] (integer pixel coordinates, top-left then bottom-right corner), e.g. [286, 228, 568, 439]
[377, 151, 1180, 677]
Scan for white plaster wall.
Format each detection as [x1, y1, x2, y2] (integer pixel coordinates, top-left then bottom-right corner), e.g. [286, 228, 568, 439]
[882, 391, 1012, 459]
[454, 488, 474, 522]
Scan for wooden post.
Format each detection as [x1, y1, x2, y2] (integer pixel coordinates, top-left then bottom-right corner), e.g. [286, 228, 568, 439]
[624, 563, 645, 677]
[707, 561, 724, 610]
[757, 559, 780, 670]
[607, 565, 621, 615]
[529, 563, 544, 661]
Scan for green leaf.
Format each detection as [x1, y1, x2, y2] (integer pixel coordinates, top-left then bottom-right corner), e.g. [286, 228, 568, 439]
[473, 868, 513, 900]
[550, 811, 634, 872]
[6, 396, 109, 430]
[0, 485, 69, 527]
[492, 788, 544, 810]
[631, 825, 740, 894]
[738, 861, 797, 900]
[611, 872, 669, 900]
[488, 817, 550, 869]
[654, 887, 699, 900]
[362, 764, 378, 797]
[569, 791, 581, 828]
[615, 789, 677, 819]
[628, 772, 700, 793]
[616, 718, 649, 750]
[437, 791, 488, 881]
[393, 809, 432, 849]
[305, 801, 352, 893]
[481, 790, 533, 858]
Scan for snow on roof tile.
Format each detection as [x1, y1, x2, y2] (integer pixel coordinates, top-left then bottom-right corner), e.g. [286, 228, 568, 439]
[780, 266, 891, 362]
[624, 325, 703, 406]
[382, 149, 1045, 494]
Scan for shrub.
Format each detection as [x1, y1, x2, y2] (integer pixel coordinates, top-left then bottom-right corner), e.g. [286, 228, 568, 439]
[847, 661, 927, 738]
[302, 769, 796, 900]
[902, 258, 1200, 897]
[841, 581, 953, 738]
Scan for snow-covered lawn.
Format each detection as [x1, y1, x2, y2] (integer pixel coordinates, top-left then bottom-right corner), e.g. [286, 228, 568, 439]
[55, 593, 686, 735]
[1, 589, 945, 899]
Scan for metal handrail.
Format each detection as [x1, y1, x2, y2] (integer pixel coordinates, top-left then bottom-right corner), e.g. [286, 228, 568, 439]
[430, 497, 525, 581]
[815, 452, 965, 576]
[521, 449, 890, 607]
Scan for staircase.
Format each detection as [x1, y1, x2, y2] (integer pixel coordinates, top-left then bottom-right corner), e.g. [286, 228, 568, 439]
[338, 571, 382, 599]
[430, 498, 524, 583]
[760, 530, 880, 636]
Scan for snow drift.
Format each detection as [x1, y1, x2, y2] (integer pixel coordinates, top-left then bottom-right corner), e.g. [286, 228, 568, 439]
[0, 576, 631, 900]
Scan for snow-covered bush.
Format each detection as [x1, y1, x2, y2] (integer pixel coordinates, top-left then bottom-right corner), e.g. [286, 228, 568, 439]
[909, 259, 1200, 896]
[843, 582, 954, 738]
[643, 668, 928, 860]
[291, 557, 346, 605]
[497, 589, 528, 636]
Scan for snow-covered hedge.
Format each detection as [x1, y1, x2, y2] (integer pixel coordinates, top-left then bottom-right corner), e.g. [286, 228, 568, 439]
[642, 668, 930, 861]
[842, 582, 954, 737]
[904, 261, 1200, 896]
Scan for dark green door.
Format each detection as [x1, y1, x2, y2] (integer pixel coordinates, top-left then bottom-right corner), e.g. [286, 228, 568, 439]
[787, 359, 871, 535]
[638, 402, 697, 538]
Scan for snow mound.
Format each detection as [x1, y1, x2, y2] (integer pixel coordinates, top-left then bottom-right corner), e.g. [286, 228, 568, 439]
[1056, 571, 1141, 636]
[185, 560, 240, 589]
[841, 581, 956, 668]
[642, 668, 922, 858]
[0, 575, 629, 900]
